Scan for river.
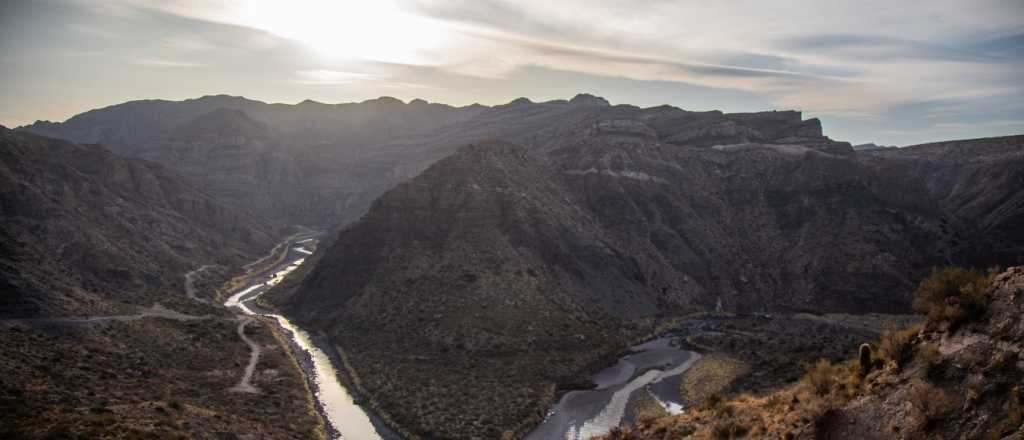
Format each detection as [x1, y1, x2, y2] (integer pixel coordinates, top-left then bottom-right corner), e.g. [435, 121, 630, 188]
[224, 235, 390, 440]
[526, 337, 701, 440]
[225, 234, 701, 440]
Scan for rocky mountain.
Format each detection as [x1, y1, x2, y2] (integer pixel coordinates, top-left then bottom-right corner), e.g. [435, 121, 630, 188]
[0, 126, 282, 318]
[18, 95, 485, 226]
[277, 126, 1022, 438]
[17, 94, 851, 227]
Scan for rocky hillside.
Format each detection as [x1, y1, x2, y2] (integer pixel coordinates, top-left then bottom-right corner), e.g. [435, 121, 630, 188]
[603, 266, 1024, 439]
[17, 94, 853, 227]
[278, 129, 1022, 438]
[0, 127, 282, 317]
[18, 95, 484, 226]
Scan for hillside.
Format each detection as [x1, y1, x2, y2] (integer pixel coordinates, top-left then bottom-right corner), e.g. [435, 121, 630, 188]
[0, 127, 282, 317]
[0, 127, 330, 439]
[602, 266, 1024, 439]
[277, 127, 1023, 438]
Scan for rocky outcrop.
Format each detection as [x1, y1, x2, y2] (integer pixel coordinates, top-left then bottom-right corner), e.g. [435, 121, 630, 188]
[0, 127, 281, 317]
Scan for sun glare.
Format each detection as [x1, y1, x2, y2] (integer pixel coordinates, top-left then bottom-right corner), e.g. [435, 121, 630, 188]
[230, 0, 447, 63]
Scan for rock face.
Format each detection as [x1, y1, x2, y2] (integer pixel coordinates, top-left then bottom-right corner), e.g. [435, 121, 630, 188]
[0, 127, 280, 317]
[17, 94, 852, 227]
[280, 129, 1023, 438]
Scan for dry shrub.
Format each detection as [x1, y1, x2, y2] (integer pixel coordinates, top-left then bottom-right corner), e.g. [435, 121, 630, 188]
[710, 419, 749, 440]
[913, 267, 994, 328]
[878, 324, 921, 369]
[915, 342, 942, 378]
[803, 358, 840, 396]
[700, 393, 726, 413]
[906, 378, 956, 430]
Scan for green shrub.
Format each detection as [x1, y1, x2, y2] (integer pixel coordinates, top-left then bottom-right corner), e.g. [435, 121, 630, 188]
[913, 267, 993, 327]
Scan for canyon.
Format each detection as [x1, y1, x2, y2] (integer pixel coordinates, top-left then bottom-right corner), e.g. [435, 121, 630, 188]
[4, 95, 1023, 439]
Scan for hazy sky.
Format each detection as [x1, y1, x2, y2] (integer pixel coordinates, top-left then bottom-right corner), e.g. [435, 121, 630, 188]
[1, 0, 1021, 145]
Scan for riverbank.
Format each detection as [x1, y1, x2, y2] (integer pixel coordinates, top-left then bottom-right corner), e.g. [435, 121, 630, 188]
[221, 233, 396, 440]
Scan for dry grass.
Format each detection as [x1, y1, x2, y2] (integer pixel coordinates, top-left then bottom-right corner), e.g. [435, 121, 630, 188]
[630, 390, 670, 423]
[803, 358, 841, 396]
[679, 354, 750, 406]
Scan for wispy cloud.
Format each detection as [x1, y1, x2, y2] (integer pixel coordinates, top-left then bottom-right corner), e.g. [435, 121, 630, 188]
[161, 36, 216, 51]
[135, 57, 206, 67]
[934, 120, 1024, 130]
[293, 69, 380, 85]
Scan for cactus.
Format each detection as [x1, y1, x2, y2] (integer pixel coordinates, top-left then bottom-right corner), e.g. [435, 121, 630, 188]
[859, 343, 873, 376]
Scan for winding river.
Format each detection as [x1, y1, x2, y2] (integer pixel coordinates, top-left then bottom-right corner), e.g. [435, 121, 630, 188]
[527, 337, 701, 440]
[225, 234, 700, 440]
[224, 236, 387, 440]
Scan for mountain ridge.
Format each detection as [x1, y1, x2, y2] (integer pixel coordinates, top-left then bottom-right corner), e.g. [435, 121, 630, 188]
[16, 94, 853, 227]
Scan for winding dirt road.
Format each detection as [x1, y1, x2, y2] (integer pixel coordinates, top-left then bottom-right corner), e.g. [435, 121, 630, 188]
[230, 316, 262, 393]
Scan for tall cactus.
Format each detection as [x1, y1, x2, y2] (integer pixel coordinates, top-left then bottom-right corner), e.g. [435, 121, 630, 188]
[859, 343, 873, 376]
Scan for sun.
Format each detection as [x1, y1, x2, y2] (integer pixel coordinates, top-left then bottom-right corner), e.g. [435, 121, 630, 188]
[230, 0, 448, 63]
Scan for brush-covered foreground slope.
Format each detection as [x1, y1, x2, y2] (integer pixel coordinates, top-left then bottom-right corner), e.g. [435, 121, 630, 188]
[280, 129, 1023, 438]
[603, 266, 1024, 440]
[0, 126, 279, 317]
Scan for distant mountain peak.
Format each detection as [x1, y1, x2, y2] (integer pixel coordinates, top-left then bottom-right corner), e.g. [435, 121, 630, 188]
[570, 93, 610, 107]
[363, 96, 404, 105]
[174, 107, 269, 143]
[506, 97, 533, 106]
[191, 94, 261, 106]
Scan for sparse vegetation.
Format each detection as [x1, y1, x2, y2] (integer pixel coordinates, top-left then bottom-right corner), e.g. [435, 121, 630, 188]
[913, 267, 995, 328]
[679, 354, 750, 406]
[878, 323, 921, 369]
[906, 378, 956, 429]
[803, 358, 841, 396]
[597, 267, 1024, 440]
[0, 316, 323, 439]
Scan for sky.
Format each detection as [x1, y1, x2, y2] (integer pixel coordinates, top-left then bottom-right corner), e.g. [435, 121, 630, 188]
[0, 0, 1022, 145]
